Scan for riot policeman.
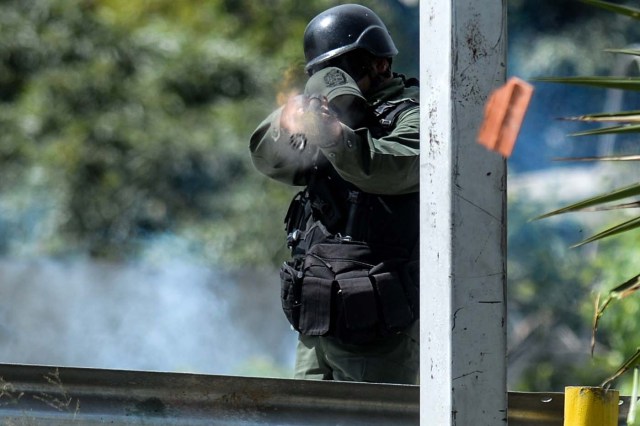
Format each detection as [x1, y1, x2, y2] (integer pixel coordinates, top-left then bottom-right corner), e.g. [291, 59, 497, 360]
[250, 4, 419, 384]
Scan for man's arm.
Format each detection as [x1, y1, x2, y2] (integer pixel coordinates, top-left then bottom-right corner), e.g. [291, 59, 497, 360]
[249, 107, 318, 187]
[321, 105, 420, 195]
[250, 67, 420, 194]
[302, 67, 420, 195]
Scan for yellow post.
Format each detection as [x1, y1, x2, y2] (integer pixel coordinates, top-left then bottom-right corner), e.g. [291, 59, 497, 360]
[564, 386, 619, 426]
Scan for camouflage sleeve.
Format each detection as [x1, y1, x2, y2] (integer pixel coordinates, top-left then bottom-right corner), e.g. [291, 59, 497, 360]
[249, 107, 319, 187]
[320, 104, 420, 195]
[251, 67, 420, 194]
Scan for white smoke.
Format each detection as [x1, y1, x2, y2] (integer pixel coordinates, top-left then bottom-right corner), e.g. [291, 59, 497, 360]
[0, 256, 296, 376]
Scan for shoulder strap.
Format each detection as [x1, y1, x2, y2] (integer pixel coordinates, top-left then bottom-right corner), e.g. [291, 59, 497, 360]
[374, 98, 419, 131]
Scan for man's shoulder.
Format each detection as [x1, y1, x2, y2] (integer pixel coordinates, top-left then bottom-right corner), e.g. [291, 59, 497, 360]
[400, 84, 419, 102]
[397, 75, 419, 102]
[387, 76, 419, 104]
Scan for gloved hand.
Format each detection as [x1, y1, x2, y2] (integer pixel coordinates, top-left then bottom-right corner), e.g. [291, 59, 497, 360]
[280, 94, 343, 149]
[304, 67, 368, 129]
[304, 67, 365, 102]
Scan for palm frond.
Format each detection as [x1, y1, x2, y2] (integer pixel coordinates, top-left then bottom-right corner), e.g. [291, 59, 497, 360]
[602, 348, 640, 388]
[535, 76, 640, 91]
[592, 274, 640, 356]
[570, 124, 640, 137]
[610, 274, 640, 299]
[554, 155, 640, 162]
[548, 199, 640, 211]
[604, 48, 640, 57]
[561, 110, 640, 123]
[535, 182, 640, 219]
[571, 215, 640, 247]
[580, 0, 640, 20]
[584, 201, 640, 210]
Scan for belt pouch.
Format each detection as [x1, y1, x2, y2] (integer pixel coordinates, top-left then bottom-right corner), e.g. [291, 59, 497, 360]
[298, 277, 333, 335]
[371, 271, 414, 330]
[337, 276, 378, 330]
[279, 261, 302, 330]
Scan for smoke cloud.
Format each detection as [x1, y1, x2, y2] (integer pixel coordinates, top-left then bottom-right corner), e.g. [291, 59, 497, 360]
[0, 257, 296, 377]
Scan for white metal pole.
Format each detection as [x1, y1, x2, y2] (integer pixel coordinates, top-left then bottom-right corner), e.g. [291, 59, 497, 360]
[419, 0, 507, 425]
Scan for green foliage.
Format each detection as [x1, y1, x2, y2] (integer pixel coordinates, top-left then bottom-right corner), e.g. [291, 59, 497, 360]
[509, 188, 640, 391]
[0, 0, 417, 266]
[536, 0, 640, 388]
[537, 76, 640, 91]
[580, 0, 640, 19]
[0, 0, 268, 261]
[508, 193, 606, 391]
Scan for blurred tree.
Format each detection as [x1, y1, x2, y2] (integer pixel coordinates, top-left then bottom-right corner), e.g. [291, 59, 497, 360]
[507, 0, 640, 173]
[509, 194, 640, 393]
[0, 0, 417, 265]
[507, 193, 604, 391]
[1, 0, 264, 259]
[509, 0, 640, 77]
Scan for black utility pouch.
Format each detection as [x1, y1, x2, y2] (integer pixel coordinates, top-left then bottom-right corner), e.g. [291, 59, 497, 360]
[298, 277, 333, 335]
[334, 274, 380, 344]
[371, 269, 414, 330]
[290, 241, 418, 345]
[303, 242, 381, 344]
[279, 261, 302, 330]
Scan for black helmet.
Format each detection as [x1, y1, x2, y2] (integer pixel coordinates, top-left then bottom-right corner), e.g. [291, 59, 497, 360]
[303, 4, 398, 74]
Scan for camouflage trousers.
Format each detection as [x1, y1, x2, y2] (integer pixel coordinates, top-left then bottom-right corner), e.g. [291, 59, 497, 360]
[293, 321, 419, 384]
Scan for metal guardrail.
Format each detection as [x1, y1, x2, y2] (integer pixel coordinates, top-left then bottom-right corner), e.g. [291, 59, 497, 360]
[0, 363, 634, 425]
[510, 391, 632, 426]
[0, 363, 418, 425]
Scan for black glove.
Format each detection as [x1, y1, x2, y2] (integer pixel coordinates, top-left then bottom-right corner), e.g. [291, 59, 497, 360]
[304, 67, 369, 129]
[280, 94, 342, 149]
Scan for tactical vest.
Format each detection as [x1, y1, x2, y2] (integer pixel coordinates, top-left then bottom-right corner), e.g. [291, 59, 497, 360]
[280, 84, 419, 344]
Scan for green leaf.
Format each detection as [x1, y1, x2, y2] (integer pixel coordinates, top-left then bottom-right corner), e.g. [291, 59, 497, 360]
[602, 348, 640, 388]
[570, 124, 640, 137]
[604, 48, 640, 57]
[609, 274, 640, 299]
[591, 292, 609, 356]
[562, 110, 640, 123]
[593, 274, 640, 351]
[535, 76, 640, 91]
[535, 182, 640, 219]
[580, 0, 640, 20]
[548, 199, 640, 211]
[555, 155, 640, 162]
[572, 215, 640, 247]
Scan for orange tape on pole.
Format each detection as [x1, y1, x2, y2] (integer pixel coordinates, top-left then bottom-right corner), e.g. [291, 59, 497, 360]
[477, 77, 534, 158]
